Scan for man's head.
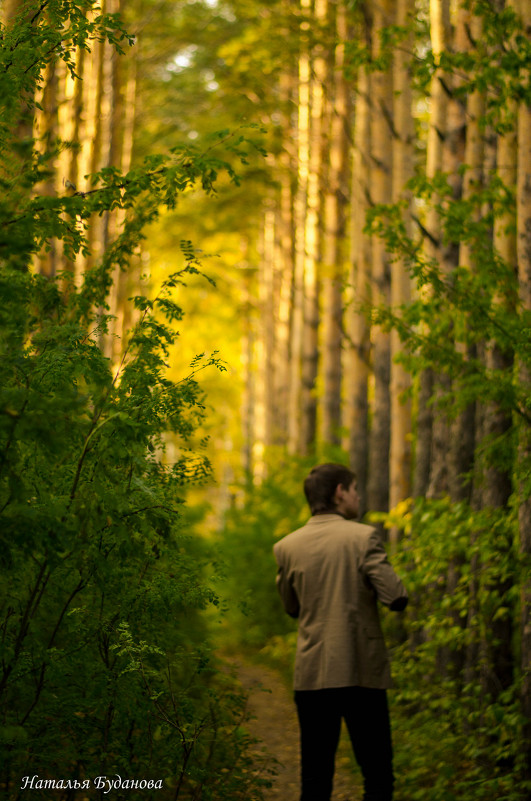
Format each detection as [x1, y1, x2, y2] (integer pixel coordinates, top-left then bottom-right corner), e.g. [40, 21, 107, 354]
[303, 463, 359, 519]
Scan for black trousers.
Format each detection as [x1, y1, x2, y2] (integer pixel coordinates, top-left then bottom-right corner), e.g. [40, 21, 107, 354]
[294, 686, 394, 801]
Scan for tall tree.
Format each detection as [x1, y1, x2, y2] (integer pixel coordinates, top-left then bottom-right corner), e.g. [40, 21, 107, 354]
[448, 7, 485, 505]
[389, 0, 414, 536]
[426, 2, 467, 498]
[320, 0, 350, 446]
[515, 0, 531, 779]
[288, 0, 311, 454]
[300, 0, 326, 452]
[344, 9, 371, 515]
[105, 0, 140, 362]
[412, 0, 451, 497]
[271, 66, 297, 446]
[367, 0, 393, 515]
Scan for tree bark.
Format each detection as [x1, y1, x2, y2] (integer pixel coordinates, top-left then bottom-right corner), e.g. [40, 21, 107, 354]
[33, 56, 60, 277]
[288, 2, 311, 454]
[484, 106, 516, 511]
[515, 0, 531, 780]
[389, 0, 414, 541]
[427, 0, 467, 498]
[300, 0, 327, 453]
[271, 68, 297, 446]
[83, 2, 107, 279]
[448, 8, 484, 505]
[367, 0, 393, 515]
[320, 0, 350, 446]
[414, 0, 451, 497]
[258, 209, 277, 451]
[343, 15, 371, 517]
[240, 241, 256, 481]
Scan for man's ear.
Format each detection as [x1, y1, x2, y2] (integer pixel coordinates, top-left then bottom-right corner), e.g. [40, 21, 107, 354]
[333, 483, 344, 503]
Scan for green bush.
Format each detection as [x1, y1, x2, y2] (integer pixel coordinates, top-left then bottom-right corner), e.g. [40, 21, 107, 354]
[214, 454, 310, 653]
[0, 4, 270, 797]
[214, 448, 349, 662]
[0, 258, 273, 800]
[382, 498, 529, 801]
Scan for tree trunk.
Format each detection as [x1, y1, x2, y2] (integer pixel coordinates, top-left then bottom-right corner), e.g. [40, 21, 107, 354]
[515, 0, 531, 781]
[240, 241, 256, 481]
[2, 0, 39, 272]
[259, 209, 277, 451]
[389, 0, 414, 541]
[33, 56, 60, 277]
[367, 0, 393, 515]
[56, 43, 87, 283]
[416, 0, 450, 499]
[343, 17, 371, 517]
[288, 2, 310, 454]
[270, 67, 297, 446]
[83, 3, 107, 278]
[485, 104, 516, 511]
[427, 0, 467, 498]
[449, 8, 484, 505]
[300, 0, 327, 453]
[1, 0, 21, 21]
[320, 0, 350, 446]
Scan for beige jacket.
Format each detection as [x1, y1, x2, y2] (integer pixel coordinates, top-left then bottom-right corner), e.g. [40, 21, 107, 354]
[273, 514, 408, 691]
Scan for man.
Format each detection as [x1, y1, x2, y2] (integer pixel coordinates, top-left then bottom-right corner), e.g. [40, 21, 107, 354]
[273, 463, 408, 801]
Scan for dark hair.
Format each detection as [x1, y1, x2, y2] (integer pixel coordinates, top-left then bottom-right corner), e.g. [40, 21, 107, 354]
[303, 463, 356, 515]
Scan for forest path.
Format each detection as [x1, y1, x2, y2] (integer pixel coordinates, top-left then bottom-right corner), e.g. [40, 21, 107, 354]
[231, 657, 362, 801]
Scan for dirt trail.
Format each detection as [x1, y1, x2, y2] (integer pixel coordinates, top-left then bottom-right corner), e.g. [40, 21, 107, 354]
[233, 658, 361, 801]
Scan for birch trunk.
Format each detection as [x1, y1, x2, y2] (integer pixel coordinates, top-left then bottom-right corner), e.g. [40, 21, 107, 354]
[2, 0, 39, 272]
[515, 0, 531, 780]
[106, 23, 139, 362]
[389, 0, 413, 538]
[471, 94, 516, 699]
[344, 33, 371, 517]
[240, 241, 256, 480]
[83, 4, 107, 277]
[33, 57, 60, 277]
[288, 3, 311, 454]
[413, 0, 451, 496]
[448, 9, 484, 505]
[321, 0, 350, 446]
[484, 106, 517, 510]
[57, 45, 86, 282]
[367, 0, 393, 515]
[272, 71, 297, 445]
[300, 0, 327, 452]
[1, 0, 20, 20]
[258, 210, 277, 451]
[427, 1, 467, 498]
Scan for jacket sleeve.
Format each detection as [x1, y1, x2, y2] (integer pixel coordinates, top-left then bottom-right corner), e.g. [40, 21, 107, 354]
[273, 545, 300, 618]
[362, 530, 408, 611]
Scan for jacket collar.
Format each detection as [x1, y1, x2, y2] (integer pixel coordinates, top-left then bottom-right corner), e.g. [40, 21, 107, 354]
[307, 513, 345, 524]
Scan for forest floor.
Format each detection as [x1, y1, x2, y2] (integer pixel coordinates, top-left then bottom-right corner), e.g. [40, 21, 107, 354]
[232, 656, 362, 801]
